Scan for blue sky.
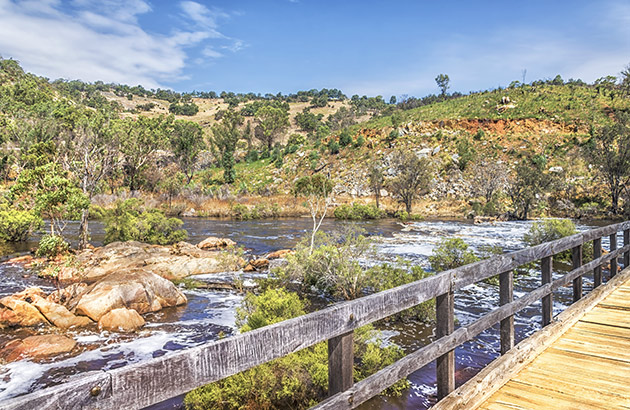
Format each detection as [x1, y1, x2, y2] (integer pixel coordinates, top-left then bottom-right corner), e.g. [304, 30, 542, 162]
[0, 0, 629, 98]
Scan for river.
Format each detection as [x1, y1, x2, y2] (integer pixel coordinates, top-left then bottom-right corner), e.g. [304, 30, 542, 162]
[0, 217, 613, 409]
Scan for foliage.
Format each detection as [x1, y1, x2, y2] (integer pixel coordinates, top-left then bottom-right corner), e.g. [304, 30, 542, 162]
[583, 112, 630, 214]
[387, 149, 432, 214]
[169, 102, 199, 116]
[334, 202, 385, 220]
[0, 204, 42, 242]
[104, 199, 188, 245]
[211, 110, 243, 184]
[435, 74, 450, 96]
[10, 160, 89, 237]
[120, 115, 172, 191]
[271, 228, 374, 300]
[231, 202, 280, 220]
[508, 154, 557, 220]
[523, 219, 581, 262]
[455, 138, 476, 171]
[36, 234, 69, 258]
[255, 105, 289, 150]
[170, 120, 205, 183]
[429, 238, 479, 272]
[367, 262, 435, 322]
[185, 287, 407, 410]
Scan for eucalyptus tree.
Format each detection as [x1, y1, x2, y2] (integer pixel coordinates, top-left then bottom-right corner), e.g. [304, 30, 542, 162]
[211, 110, 243, 184]
[255, 105, 289, 150]
[170, 119, 205, 184]
[387, 150, 432, 214]
[584, 113, 630, 214]
[120, 114, 173, 191]
[58, 107, 121, 248]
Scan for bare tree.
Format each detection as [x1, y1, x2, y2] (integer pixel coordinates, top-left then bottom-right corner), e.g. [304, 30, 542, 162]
[368, 161, 384, 209]
[468, 160, 509, 203]
[387, 150, 432, 214]
[60, 112, 120, 248]
[293, 174, 334, 253]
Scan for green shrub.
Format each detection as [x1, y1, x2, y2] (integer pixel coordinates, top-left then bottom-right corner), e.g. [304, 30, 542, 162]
[368, 262, 435, 322]
[522, 219, 587, 262]
[429, 238, 479, 272]
[333, 202, 385, 220]
[354, 134, 365, 148]
[339, 129, 353, 147]
[0, 206, 42, 242]
[36, 234, 69, 258]
[184, 288, 408, 410]
[394, 210, 423, 222]
[327, 140, 340, 155]
[104, 199, 188, 245]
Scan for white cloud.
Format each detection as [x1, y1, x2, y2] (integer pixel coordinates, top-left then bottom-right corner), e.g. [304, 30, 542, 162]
[0, 0, 241, 88]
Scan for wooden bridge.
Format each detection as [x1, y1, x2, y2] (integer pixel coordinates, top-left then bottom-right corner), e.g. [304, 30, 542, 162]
[2, 221, 630, 410]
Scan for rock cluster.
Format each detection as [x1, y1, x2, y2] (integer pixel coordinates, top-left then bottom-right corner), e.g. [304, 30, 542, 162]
[48, 240, 245, 282]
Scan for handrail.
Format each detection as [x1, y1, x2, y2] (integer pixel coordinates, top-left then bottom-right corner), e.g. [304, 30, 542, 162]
[2, 221, 630, 410]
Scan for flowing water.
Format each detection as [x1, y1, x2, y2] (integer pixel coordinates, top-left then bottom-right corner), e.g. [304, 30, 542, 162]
[0, 217, 616, 409]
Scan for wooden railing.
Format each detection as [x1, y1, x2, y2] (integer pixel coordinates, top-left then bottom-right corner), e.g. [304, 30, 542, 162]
[3, 221, 630, 410]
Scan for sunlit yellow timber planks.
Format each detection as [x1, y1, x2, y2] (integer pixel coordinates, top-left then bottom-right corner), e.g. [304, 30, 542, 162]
[476, 278, 630, 410]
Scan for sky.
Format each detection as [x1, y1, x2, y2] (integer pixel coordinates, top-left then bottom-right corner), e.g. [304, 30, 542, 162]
[0, 0, 629, 98]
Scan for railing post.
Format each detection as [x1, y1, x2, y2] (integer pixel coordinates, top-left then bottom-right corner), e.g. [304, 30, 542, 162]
[572, 245, 583, 303]
[436, 291, 455, 400]
[327, 331, 354, 396]
[499, 270, 514, 355]
[594, 237, 602, 287]
[541, 256, 553, 327]
[610, 233, 618, 277]
[624, 229, 630, 268]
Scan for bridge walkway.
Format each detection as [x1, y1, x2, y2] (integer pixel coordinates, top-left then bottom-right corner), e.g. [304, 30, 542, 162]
[476, 278, 630, 410]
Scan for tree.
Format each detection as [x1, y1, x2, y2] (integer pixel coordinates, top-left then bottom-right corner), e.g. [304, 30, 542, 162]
[507, 154, 556, 220]
[170, 119, 205, 183]
[59, 109, 120, 249]
[10, 159, 88, 238]
[621, 63, 630, 97]
[120, 115, 172, 191]
[387, 150, 432, 214]
[468, 160, 509, 203]
[389, 95, 397, 105]
[293, 174, 334, 253]
[255, 105, 289, 150]
[435, 74, 450, 96]
[584, 113, 630, 214]
[368, 161, 384, 209]
[211, 110, 243, 184]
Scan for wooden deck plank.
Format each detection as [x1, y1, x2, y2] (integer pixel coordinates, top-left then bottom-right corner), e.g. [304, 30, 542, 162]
[474, 277, 630, 410]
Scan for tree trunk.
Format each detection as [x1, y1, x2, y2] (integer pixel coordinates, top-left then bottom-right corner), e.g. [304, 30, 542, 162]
[375, 193, 380, 209]
[78, 208, 90, 249]
[405, 200, 412, 214]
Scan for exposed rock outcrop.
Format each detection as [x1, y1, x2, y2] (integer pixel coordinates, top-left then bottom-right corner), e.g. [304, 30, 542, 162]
[54, 240, 245, 282]
[75, 269, 187, 321]
[0, 335, 76, 363]
[98, 308, 145, 332]
[197, 236, 237, 250]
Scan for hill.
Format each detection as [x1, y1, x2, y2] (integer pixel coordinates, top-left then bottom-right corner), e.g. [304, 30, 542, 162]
[1, 57, 629, 224]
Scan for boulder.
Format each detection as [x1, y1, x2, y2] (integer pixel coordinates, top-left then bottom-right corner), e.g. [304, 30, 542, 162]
[63, 241, 244, 281]
[47, 283, 90, 312]
[30, 295, 92, 329]
[0, 335, 76, 363]
[0, 296, 48, 327]
[75, 269, 187, 321]
[197, 237, 237, 250]
[98, 308, 145, 332]
[244, 258, 269, 272]
[266, 249, 294, 260]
